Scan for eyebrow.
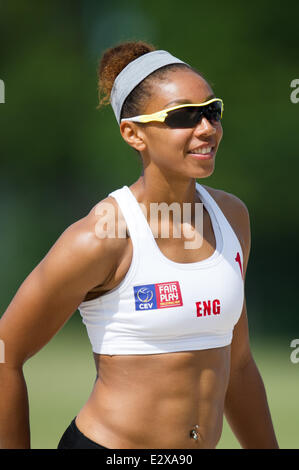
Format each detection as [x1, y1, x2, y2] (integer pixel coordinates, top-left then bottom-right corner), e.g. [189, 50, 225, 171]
[164, 94, 216, 108]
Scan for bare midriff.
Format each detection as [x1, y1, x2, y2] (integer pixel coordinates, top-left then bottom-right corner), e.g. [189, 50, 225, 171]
[75, 346, 231, 449]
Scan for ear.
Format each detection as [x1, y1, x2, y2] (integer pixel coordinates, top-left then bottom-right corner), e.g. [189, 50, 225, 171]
[119, 121, 146, 152]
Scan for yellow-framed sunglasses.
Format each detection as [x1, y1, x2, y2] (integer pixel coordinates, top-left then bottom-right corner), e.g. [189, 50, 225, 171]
[121, 98, 224, 128]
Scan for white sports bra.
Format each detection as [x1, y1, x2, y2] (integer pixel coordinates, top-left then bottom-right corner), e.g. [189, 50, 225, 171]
[78, 182, 244, 355]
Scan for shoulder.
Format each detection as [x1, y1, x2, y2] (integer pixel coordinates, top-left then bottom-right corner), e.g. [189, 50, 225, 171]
[67, 195, 128, 257]
[46, 196, 129, 286]
[201, 184, 250, 226]
[201, 184, 251, 272]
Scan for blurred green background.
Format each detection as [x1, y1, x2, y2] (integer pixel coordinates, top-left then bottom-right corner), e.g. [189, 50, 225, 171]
[1, 0, 298, 449]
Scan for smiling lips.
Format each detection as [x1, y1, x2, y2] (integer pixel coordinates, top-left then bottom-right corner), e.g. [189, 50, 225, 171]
[189, 146, 213, 155]
[187, 145, 215, 158]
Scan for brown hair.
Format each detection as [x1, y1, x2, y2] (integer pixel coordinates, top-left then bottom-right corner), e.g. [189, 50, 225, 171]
[97, 40, 193, 120]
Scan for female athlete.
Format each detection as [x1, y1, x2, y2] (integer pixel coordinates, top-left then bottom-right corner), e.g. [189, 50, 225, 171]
[0, 41, 279, 449]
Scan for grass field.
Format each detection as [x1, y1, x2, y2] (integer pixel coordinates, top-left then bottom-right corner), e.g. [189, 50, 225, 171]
[22, 318, 299, 449]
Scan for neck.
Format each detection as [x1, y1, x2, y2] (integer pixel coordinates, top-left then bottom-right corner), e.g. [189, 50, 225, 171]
[131, 170, 201, 207]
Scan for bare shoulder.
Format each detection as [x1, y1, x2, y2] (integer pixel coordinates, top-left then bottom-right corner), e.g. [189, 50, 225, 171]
[37, 195, 129, 297]
[201, 184, 250, 222]
[60, 195, 128, 269]
[202, 184, 251, 270]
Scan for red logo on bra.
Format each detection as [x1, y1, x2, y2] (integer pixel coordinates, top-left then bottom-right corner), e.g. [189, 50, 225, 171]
[235, 252, 243, 278]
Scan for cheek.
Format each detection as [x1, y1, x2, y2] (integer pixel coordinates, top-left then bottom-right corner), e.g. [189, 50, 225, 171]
[164, 129, 192, 150]
[216, 123, 223, 144]
[148, 128, 191, 153]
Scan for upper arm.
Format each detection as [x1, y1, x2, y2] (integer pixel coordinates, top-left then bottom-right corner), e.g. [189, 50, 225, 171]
[0, 197, 126, 368]
[227, 194, 252, 371]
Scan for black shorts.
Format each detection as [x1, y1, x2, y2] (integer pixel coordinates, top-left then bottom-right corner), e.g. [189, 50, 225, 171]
[57, 417, 108, 449]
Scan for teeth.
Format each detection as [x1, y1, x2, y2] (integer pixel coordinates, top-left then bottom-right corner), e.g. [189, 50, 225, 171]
[190, 146, 212, 155]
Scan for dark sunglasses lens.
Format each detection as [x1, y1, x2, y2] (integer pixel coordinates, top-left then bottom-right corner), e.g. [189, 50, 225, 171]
[205, 101, 222, 123]
[165, 101, 222, 128]
[165, 107, 202, 128]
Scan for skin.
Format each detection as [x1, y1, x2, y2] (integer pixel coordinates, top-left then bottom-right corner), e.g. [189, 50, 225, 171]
[0, 68, 279, 449]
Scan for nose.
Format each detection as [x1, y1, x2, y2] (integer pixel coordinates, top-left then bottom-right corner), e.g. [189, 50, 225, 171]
[193, 117, 216, 136]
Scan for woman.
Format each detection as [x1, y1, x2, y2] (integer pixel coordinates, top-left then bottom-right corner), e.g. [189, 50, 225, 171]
[0, 41, 279, 449]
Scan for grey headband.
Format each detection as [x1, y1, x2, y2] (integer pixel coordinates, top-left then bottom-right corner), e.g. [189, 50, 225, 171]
[110, 50, 187, 124]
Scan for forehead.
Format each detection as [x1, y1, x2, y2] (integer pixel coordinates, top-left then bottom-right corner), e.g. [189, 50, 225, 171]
[144, 68, 214, 113]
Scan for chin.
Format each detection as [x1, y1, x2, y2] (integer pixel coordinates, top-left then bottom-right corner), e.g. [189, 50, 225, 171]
[192, 164, 215, 179]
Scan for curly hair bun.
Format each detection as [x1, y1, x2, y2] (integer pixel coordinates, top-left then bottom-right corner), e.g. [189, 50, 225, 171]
[97, 40, 156, 108]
